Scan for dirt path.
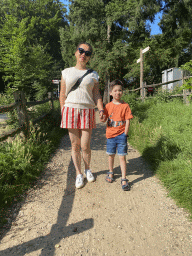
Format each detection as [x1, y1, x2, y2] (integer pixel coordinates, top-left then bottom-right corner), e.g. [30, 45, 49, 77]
[0, 111, 192, 256]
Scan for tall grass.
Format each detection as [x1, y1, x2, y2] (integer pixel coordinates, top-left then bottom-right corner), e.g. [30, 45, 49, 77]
[0, 100, 67, 228]
[122, 92, 192, 216]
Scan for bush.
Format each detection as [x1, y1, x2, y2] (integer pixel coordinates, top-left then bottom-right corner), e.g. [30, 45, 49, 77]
[0, 100, 67, 228]
[124, 92, 192, 217]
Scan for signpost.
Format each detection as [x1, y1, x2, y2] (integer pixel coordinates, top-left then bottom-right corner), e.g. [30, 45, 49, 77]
[52, 80, 60, 97]
[52, 80, 60, 84]
[137, 46, 150, 101]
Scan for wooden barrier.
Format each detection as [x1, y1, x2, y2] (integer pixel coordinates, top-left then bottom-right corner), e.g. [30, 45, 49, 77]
[0, 91, 57, 142]
[128, 77, 191, 104]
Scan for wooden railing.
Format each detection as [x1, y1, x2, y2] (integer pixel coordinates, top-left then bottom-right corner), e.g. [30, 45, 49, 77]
[128, 76, 192, 104]
[0, 91, 57, 142]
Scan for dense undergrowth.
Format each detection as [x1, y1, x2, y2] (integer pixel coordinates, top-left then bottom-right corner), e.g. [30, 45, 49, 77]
[0, 100, 67, 228]
[122, 91, 192, 217]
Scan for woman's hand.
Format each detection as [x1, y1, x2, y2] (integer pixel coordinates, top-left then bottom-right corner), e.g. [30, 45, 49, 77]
[99, 110, 106, 122]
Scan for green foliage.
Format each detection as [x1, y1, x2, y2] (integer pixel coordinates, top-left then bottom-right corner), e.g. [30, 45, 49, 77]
[125, 94, 192, 215]
[0, 0, 67, 99]
[180, 60, 192, 90]
[60, 0, 162, 90]
[125, 0, 192, 88]
[121, 91, 139, 110]
[159, 0, 192, 67]
[0, 100, 67, 228]
[0, 89, 14, 106]
[0, 15, 53, 96]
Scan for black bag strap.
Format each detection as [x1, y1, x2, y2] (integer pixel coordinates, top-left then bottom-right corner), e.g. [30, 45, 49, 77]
[67, 69, 93, 96]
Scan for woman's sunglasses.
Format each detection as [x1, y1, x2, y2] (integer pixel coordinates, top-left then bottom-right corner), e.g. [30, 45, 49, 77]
[78, 48, 92, 57]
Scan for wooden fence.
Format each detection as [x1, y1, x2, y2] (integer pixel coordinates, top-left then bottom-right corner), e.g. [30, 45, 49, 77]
[0, 91, 56, 142]
[128, 76, 192, 104]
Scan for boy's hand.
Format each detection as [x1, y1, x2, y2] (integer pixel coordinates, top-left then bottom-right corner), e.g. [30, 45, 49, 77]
[99, 110, 107, 122]
[99, 110, 104, 119]
[100, 114, 106, 122]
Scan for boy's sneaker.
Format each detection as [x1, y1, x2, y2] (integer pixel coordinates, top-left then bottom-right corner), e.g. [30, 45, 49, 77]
[75, 174, 84, 189]
[84, 169, 95, 182]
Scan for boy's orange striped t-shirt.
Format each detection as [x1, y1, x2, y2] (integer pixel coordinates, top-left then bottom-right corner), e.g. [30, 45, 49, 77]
[104, 101, 133, 139]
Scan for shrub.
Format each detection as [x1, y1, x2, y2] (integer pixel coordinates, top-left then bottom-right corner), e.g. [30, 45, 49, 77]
[0, 100, 67, 228]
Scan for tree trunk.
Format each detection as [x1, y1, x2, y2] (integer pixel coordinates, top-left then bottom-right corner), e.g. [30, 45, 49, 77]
[103, 22, 111, 104]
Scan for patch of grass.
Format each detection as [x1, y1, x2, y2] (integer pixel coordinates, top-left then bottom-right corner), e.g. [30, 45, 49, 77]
[124, 92, 192, 217]
[0, 100, 67, 228]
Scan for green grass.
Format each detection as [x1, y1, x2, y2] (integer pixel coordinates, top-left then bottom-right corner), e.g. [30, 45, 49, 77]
[0, 100, 67, 229]
[122, 92, 192, 217]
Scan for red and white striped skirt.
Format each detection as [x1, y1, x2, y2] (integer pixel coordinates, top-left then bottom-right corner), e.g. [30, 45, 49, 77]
[60, 106, 96, 129]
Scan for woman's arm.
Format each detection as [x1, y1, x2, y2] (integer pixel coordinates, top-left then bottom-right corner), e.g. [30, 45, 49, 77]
[92, 81, 104, 118]
[59, 75, 66, 112]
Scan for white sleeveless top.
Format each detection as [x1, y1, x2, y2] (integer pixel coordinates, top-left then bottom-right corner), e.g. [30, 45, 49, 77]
[61, 67, 99, 109]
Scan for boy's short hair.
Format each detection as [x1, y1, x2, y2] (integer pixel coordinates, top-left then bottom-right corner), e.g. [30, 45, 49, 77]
[109, 80, 124, 92]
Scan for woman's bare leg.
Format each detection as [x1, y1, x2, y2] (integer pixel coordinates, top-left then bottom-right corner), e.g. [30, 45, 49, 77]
[81, 129, 92, 170]
[68, 129, 81, 176]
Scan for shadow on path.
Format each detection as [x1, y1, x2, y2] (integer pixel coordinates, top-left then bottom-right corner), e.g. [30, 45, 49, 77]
[91, 118, 153, 186]
[0, 114, 153, 255]
[0, 156, 94, 256]
[95, 154, 153, 187]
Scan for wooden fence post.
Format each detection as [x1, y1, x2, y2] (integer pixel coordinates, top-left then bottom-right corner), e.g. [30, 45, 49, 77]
[48, 92, 54, 110]
[140, 48, 144, 102]
[143, 81, 147, 100]
[137, 47, 149, 102]
[182, 71, 190, 105]
[183, 89, 190, 105]
[13, 91, 29, 137]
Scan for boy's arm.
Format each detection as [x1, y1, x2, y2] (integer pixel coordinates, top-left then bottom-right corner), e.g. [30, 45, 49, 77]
[124, 119, 130, 136]
[100, 107, 108, 122]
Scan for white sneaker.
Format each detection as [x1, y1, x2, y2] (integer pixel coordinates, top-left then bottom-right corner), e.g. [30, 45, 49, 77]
[84, 169, 95, 182]
[75, 174, 84, 189]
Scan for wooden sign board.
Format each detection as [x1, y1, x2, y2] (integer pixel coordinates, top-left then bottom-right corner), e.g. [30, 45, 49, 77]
[136, 46, 150, 63]
[142, 46, 150, 54]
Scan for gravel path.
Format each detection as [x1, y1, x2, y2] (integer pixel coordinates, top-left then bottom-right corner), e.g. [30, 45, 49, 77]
[0, 111, 192, 256]
[0, 114, 8, 122]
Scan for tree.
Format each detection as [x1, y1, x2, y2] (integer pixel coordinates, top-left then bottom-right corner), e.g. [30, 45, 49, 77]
[159, 0, 192, 67]
[181, 60, 192, 90]
[127, 0, 192, 89]
[0, 0, 67, 99]
[2, 0, 67, 61]
[0, 15, 53, 99]
[60, 0, 163, 98]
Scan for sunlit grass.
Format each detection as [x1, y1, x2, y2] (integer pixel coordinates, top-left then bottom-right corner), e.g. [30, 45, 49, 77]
[123, 92, 192, 217]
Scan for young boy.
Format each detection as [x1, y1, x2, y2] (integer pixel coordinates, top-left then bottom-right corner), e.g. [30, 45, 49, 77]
[100, 80, 133, 191]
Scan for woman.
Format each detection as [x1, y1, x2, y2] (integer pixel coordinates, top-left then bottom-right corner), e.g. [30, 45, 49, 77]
[59, 42, 104, 189]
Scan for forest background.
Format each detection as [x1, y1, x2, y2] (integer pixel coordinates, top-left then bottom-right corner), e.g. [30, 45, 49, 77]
[0, 0, 192, 100]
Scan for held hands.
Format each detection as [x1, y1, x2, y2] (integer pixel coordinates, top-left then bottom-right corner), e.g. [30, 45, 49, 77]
[99, 110, 106, 122]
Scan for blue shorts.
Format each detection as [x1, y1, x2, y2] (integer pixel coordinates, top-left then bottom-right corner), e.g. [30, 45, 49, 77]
[106, 133, 128, 156]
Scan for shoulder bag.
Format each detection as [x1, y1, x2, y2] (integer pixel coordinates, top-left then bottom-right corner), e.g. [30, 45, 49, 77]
[67, 69, 93, 96]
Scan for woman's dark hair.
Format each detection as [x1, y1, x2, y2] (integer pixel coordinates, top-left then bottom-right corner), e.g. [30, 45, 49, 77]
[109, 80, 124, 92]
[76, 42, 93, 55]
